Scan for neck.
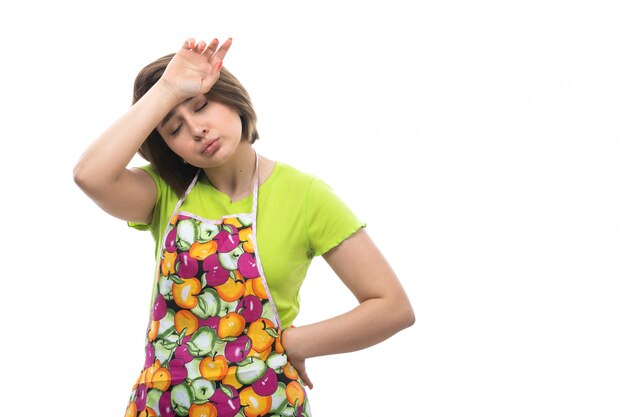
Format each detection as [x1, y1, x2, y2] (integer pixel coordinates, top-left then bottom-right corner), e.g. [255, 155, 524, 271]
[202, 142, 257, 202]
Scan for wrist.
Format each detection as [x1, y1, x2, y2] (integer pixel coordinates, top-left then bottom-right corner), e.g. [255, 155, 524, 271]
[151, 79, 188, 107]
[282, 325, 305, 361]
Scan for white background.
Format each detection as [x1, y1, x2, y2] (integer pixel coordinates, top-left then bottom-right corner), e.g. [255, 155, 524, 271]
[2, 0, 625, 416]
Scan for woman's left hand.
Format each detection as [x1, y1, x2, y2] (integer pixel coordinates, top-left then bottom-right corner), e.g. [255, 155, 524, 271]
[281, 326, 314, 389]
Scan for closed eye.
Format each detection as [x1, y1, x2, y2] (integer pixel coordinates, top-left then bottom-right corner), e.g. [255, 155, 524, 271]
[170, 124, 183, 136]
[195, 101, 208, 112]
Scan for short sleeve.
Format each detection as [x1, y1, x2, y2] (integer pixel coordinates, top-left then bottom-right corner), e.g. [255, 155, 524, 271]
[306, 177, 367, 257]
[126, 164, 162, 232]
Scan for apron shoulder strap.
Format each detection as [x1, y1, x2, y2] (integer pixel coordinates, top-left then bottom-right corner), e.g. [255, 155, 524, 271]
[172, 169, 202, 214]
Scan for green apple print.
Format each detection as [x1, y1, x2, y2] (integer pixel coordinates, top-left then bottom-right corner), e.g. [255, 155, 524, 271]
[198, 222, 219, 242]
[153, 338, 177, 366]
[176, 219, 198, 251]
[186, 327, 217, 357]
[185, 358, 203, 380]
[218, 245, 245, 271]
[159, 276, 174, 298]
[269, 382, 288, 413]
[237, 216, 253, 227]
[190, 288, 221, 319]
[266, 352, 288, 372]
[235, 357, 267, 385]
[190, 377, 216, 404]
[171, 383, 194, 415]
[157, 309, 176, 338]
[145, 388, 162, 411]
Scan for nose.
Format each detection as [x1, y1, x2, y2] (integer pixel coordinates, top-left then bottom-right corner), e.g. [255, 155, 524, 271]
[190, 122, 209, 140]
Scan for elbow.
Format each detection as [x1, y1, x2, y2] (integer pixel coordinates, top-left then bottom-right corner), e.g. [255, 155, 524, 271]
[73, 165, 87, 189]
[391, 296, 415, 332]
[375, 294, 415, 335]
[407, 307, 416, 328]
[400, 301, 416, 330]
[72, 163, 105, 192]
[73, 167, 96, 195]
[376, 292, 415, 334]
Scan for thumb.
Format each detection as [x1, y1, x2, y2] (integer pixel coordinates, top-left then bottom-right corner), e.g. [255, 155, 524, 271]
[300, 370, 314, 390]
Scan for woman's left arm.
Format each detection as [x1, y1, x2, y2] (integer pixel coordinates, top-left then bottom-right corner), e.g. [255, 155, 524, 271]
[281, 228, 415, 388]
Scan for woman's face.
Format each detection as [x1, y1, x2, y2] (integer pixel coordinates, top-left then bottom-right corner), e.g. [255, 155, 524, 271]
[156, 95, 243, 168]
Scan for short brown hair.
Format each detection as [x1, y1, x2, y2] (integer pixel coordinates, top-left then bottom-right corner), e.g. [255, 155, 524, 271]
[132, 53, 259, 197]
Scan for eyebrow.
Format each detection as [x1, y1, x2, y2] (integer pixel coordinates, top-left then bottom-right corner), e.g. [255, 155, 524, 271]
[160, 97, 194, 128]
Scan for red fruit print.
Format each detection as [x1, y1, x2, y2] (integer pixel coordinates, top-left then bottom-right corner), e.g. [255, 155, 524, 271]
[133, 384, 147, 411]
[252, 367, 278, 396]
[236, 295, 263, 323]
[168, 358, 188, 385]
[152, 293, 167, 320]
[203, 253, 230, 286]
[210, 384, 241, 417]
[238, 252, 259, 278]
[199, 316, 220, 330]
[176, 251, 198, 278]
[214, 228, 240, 253]
[165, 227, 177, 252]
[225, 334, 252, 362]
[158, 391, 175, 417]
[144, 343, 155, 368]
[173, 342, 194, 363]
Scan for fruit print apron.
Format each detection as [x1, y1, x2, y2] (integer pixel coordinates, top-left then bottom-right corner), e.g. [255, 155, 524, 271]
[125, 154, 312, 417]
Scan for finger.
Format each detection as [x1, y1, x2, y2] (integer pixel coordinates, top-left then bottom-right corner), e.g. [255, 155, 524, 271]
[300, 371, 314, 390]
[202, 38, 219, 57]
[196, 40, 207, 54]
[184, 38, 196, 50]
[298, 364, 313, 389]
[210, 37, 233, 64]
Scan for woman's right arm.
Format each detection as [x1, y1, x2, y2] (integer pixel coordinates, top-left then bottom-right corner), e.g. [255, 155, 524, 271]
[73, 82, 181, 224]
[73, 38, 232, 224]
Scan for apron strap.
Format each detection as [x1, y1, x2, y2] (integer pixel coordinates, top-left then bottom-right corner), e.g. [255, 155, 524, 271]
[252, 151, 260, 222]
[172, 169, 202, 214]
[249, 153, 282, 330]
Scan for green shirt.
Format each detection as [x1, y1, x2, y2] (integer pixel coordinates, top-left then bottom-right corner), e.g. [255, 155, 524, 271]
[127, 161, 366, 328]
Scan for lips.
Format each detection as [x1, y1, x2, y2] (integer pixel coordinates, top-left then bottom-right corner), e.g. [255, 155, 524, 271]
[201, 138, 220, 153]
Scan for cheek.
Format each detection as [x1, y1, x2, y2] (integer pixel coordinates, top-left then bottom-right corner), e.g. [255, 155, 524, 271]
[215, 107, 243, 132]
[160, 136, 184, 156]
[228, 115, 243, 137]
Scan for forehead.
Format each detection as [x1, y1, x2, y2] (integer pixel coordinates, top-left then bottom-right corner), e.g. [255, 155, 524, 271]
[159, 96, 201, 127]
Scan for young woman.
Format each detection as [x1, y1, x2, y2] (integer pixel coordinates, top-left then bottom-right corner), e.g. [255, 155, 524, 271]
[74, 37, 414, 417]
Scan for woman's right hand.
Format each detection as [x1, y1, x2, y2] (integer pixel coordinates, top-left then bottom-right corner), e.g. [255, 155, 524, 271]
[281, 326, 314, 389]
[158, 37, 233, 102]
